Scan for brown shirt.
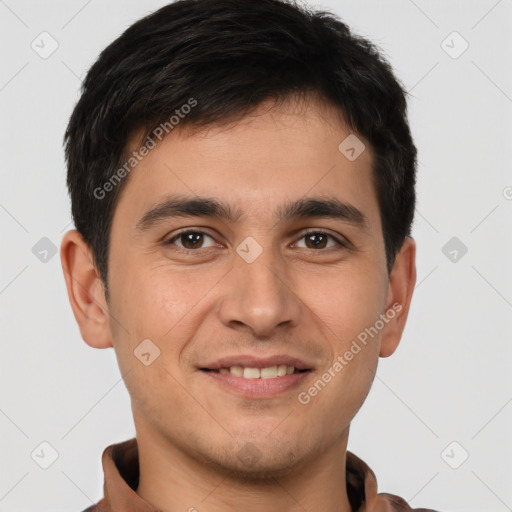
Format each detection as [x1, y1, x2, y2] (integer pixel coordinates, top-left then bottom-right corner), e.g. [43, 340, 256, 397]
[82, 438, 439, 512]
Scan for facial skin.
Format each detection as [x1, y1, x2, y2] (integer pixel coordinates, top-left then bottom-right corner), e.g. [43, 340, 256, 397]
[61, 96, 416, 512]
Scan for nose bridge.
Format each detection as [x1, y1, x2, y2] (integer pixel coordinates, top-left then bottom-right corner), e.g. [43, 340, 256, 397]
[218, 240, 301, 336]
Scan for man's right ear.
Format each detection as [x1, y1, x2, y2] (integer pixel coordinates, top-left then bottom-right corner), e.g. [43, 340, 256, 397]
[60, 230, 113, 349]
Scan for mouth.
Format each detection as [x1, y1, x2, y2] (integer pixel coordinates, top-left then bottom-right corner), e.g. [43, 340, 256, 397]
[198, 356, 313, 397]
[201, 365, 309, 379]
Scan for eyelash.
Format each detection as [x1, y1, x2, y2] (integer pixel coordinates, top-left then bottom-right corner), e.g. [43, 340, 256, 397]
[164, 229, 348, 252]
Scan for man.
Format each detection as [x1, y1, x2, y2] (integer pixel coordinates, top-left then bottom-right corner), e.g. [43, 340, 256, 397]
[60, 0, 438, 510]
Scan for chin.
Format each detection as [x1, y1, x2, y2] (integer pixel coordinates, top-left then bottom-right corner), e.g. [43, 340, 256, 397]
[209, 452, 302, 481]
[193, 436, 315, 481]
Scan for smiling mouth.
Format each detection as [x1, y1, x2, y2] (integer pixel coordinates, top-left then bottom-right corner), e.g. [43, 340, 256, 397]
[201, 365, 310, 379]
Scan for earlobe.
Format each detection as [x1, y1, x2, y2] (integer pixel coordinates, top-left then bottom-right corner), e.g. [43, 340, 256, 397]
[60, 230, 113, 349]
[379, 236, 417, 358]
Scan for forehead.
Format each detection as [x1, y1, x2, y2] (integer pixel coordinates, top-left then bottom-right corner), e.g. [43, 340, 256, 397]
[113, 97, 380, 232]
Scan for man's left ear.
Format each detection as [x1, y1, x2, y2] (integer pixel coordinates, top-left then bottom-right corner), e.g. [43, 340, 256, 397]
[380, 236, 417, 358]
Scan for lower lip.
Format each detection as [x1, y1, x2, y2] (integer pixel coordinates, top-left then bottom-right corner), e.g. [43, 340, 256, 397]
[200, 370, 311, 398]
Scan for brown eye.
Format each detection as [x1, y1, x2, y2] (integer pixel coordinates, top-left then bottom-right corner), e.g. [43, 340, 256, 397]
[305, 233, 328, 249]
[295, 231, 341, 250]
[166, 231, 216, 250]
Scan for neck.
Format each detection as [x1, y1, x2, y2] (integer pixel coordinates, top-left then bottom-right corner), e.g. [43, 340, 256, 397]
[135, 424, 353, 512]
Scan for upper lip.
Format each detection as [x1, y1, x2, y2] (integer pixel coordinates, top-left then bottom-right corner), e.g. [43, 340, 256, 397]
[200, 354, 313, 371]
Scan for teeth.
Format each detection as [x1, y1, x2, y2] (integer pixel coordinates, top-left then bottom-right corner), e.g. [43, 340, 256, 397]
[243, 367, 260, 379]
[230, 366, 244, 377]
[260, 366, 278, 379]
[277, 364, 287, 377]
[224, 365, 297, 379]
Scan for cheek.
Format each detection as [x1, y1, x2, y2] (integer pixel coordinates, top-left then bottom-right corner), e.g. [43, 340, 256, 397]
[110, 256, 196, 330]
[298, 264, 384, 409]
[108, 259, 225, 367]
[303, 263, 387, 342]
[106, 262, 204, 421]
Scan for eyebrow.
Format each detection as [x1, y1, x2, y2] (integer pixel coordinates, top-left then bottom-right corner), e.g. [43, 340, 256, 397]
[136, 195, 370, 232]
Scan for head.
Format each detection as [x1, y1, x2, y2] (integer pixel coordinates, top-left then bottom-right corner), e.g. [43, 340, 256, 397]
[61, 0, 417, 479]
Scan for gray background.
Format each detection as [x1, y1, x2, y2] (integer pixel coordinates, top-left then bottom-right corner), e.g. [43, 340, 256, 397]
[1, 0, 511, 511]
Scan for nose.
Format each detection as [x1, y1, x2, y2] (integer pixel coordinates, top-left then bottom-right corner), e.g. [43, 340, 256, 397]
[217, 245, 302, 339]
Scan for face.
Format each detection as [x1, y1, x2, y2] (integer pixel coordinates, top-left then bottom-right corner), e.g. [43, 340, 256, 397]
[66, 96, 415, 477]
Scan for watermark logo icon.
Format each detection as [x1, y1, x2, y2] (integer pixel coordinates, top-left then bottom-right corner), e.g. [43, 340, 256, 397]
[442, 236, 468, 263]
[31, 31, 59, 59]
[338, 134, 365, 161]
[237, 442, 262, 466]
[441, 31, 469, 59]
[134, 338, 161, 366]
[441, 441, 469, 469]
[236, 236, 263, 263]
[32, 237, 57, 263]
[31, 441, 59, 469]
